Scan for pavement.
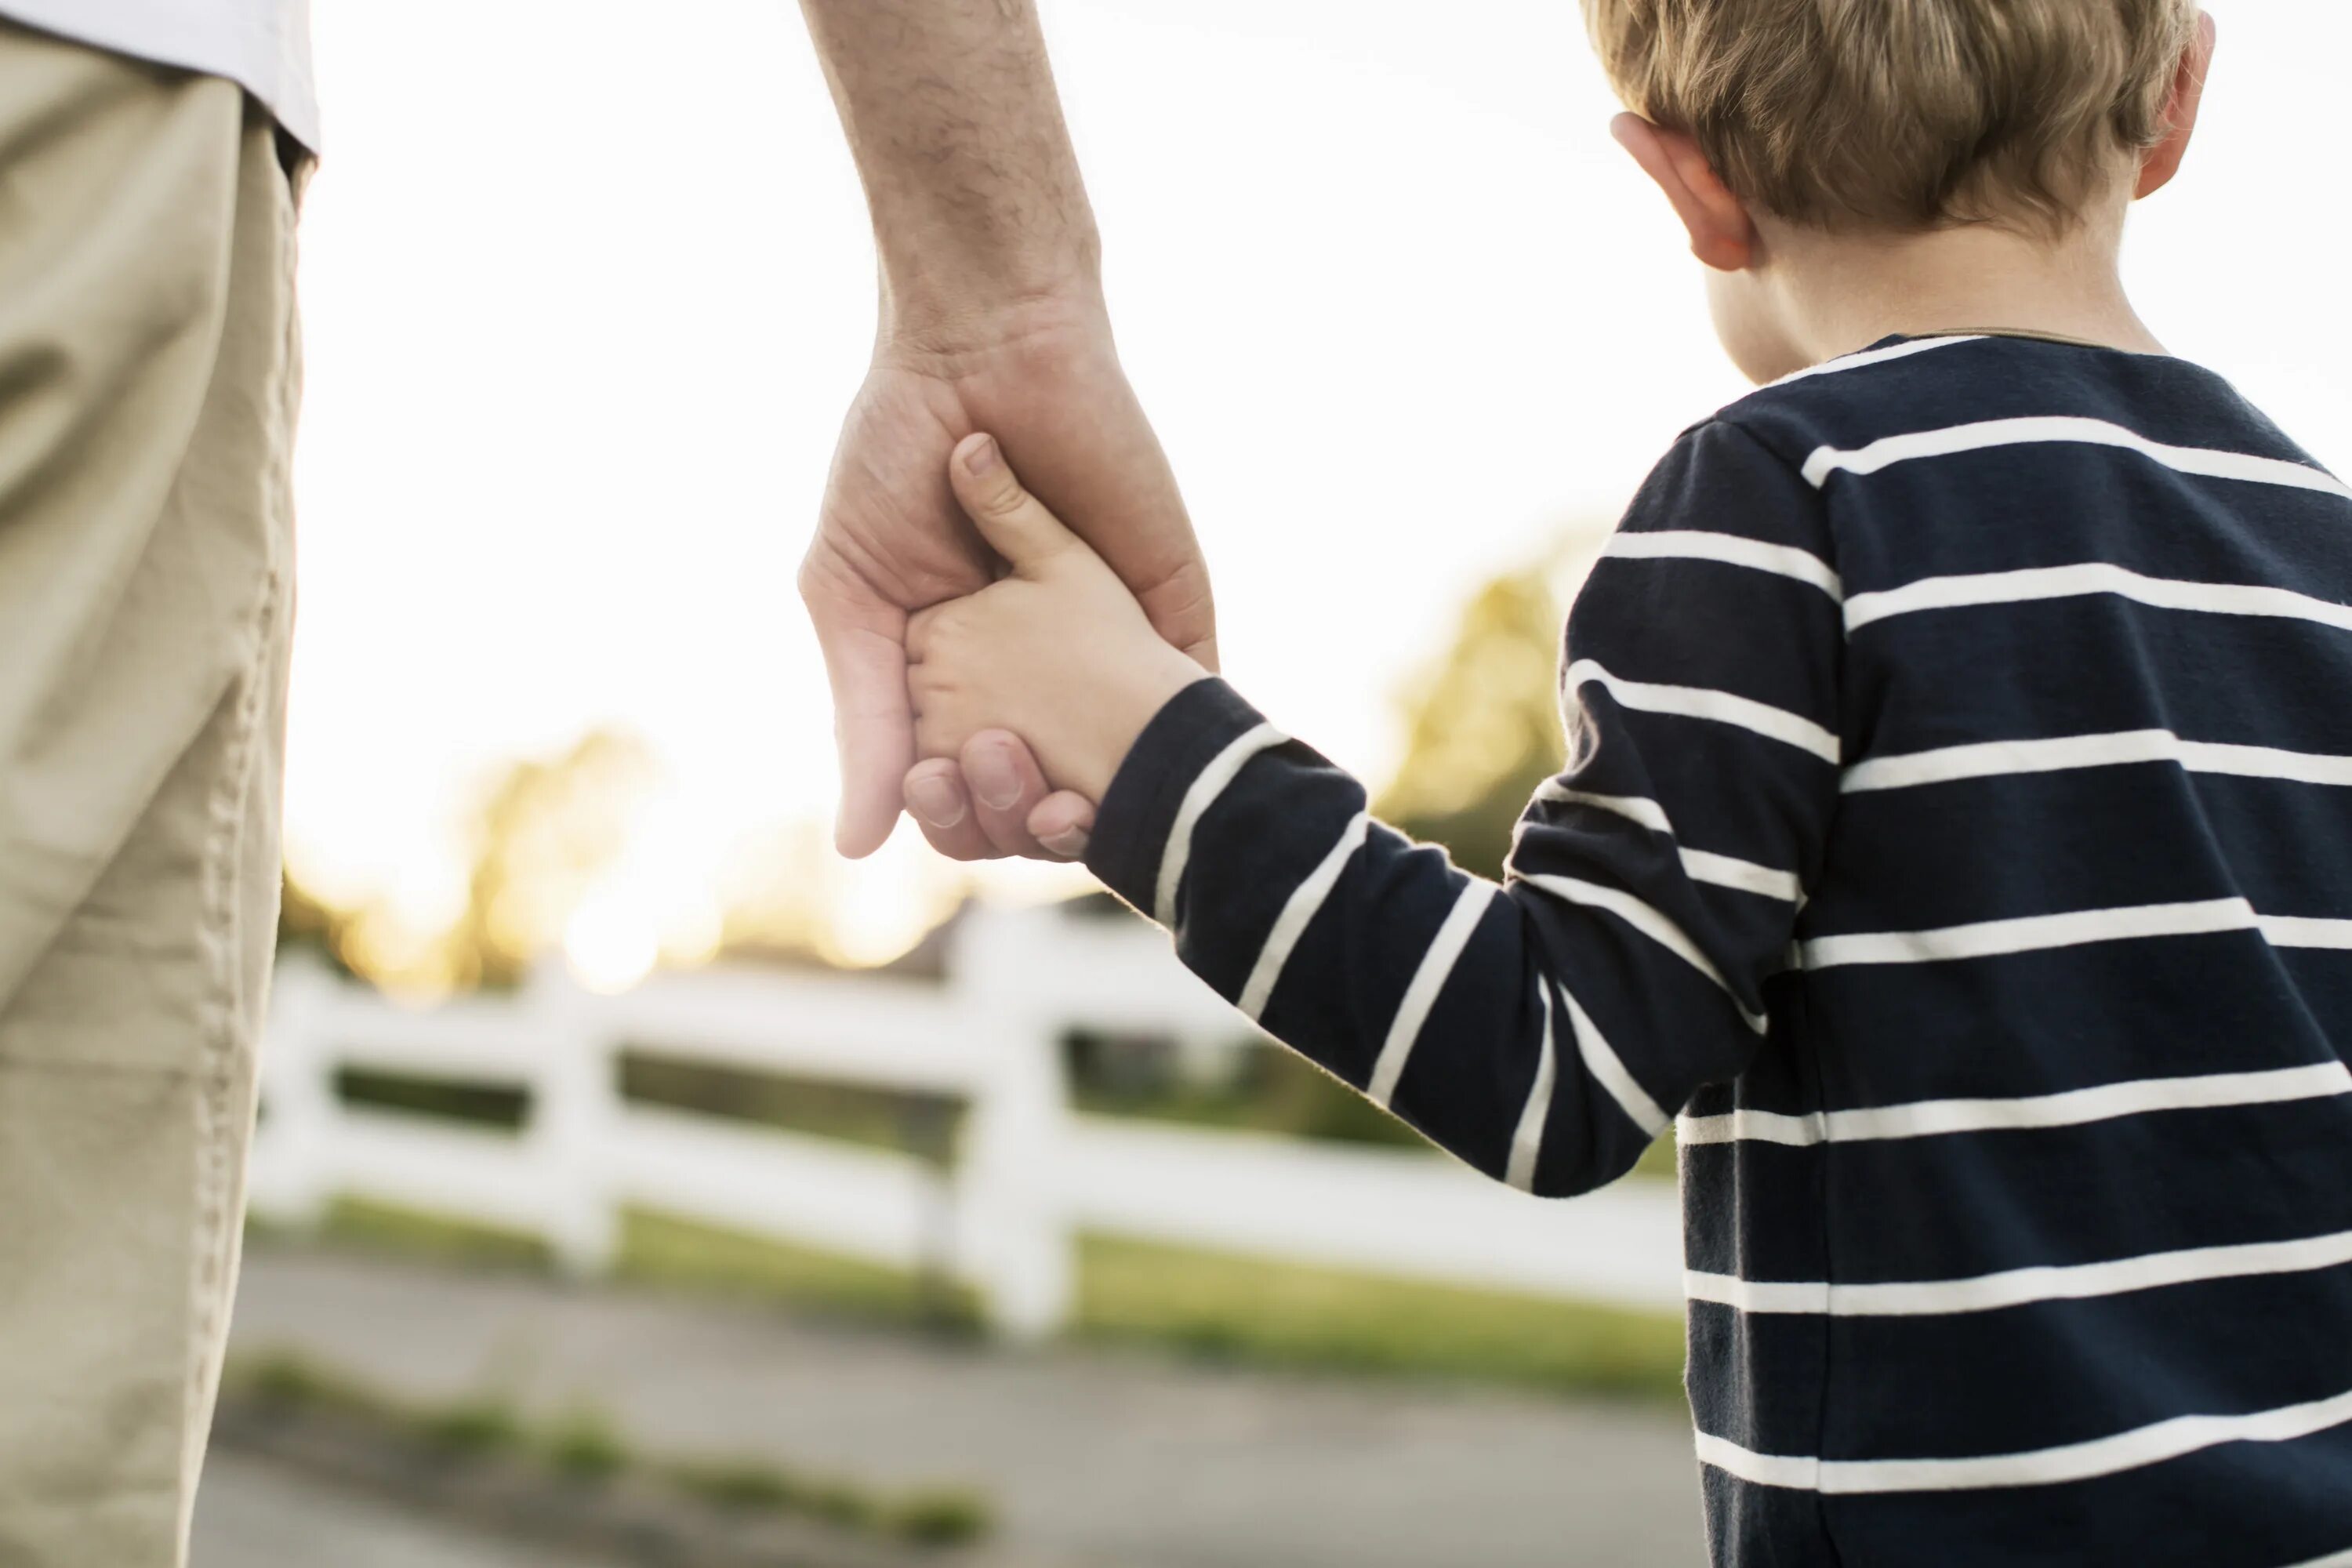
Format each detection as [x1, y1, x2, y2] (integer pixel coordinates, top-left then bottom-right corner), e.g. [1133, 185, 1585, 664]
[216, 1246, 1708, 1568]
[194, 1450, 578, 1568]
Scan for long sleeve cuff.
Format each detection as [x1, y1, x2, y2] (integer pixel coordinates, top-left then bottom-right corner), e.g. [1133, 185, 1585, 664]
[1084, 676, 1275, 920]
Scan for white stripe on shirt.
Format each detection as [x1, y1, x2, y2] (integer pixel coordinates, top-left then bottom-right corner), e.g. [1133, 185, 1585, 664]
[1680, 848, 1803, 902]
[1504, 980, 1559, 1192]
[1367, 880, 1497, 1109]
[1602, 530, 1845, 601]
[1562, 984, 1671, 1135]
[1568, 660, 1842, 764]
[1236, 812, 1372, 1020]
[2260, 915, 2352, 949]
[1845, 561, 2352, 637]
[1677, 1062, 2352, 1148]
[2280, 1546, 2352, 1568]
[1697, 1383, 2352, 1494]
[1802, 897, 2352, 968]
[1527, 785, 1802, 902]
[1154, 723, 1290, 927]
[1767, 335, 1986, 387]
[1844, 728, 2352, 793]
[1520, 873, 1768, 1033]
[1802, 415, 2352, 500]
[1534, 784, 1675, 833]
[1802, 897, 2258, 968]
[1687, 1225, 2352, 1318]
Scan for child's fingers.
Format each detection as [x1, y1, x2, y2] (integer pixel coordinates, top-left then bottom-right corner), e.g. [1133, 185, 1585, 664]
[949, 434, 1082, 573]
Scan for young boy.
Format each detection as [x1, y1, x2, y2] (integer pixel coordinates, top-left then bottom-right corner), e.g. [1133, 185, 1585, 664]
[906, 3, 2352, 1562]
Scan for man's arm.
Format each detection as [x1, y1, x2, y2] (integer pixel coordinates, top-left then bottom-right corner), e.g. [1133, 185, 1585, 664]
[800, 0, 1100, 339]
[797, 0, 1216, 860]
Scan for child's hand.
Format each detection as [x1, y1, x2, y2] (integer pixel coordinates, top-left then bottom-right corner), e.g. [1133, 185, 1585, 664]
[908, 434, 1210, 805]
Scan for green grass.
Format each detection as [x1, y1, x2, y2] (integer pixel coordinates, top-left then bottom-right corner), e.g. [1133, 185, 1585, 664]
[1632, 1131, 1680, 1182]
[663, 1455, 990, 1544]
[336, 1067, 532, 1131]
[318, 1196, 557, 1272]
[1068, 1038, 1427, 1149]
[667, 1459, 892, 1530]
[417, 1399, 528, 1457]
[626, 1018, 1685, 1182]
[889, 1489, 996, 1545]
[235, 1349, 532, 1461]
[307, 1200, 984, 1330]
[619, 1054, 965, 1162]
[227, 1350, 991, 1545]
[243, 1347, 379, 1412]
[669, 1458, 811, 1512]
[614, 1208, 982, 1330]
[276, 1200, 1682, 1404]
[1069, 1036, 1685, 1184]
[1076, 1234, 1686, 1403]
[544, 1406, 630, 1482]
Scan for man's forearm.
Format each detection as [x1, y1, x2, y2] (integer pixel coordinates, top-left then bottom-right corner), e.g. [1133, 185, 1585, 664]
[800, 0, 1104, 339]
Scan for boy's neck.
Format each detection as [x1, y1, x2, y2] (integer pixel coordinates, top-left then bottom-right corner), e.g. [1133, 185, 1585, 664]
[1758, 198, 2165, 371]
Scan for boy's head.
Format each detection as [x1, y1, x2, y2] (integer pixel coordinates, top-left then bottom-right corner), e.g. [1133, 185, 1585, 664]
[1584, 0, 2216, 378]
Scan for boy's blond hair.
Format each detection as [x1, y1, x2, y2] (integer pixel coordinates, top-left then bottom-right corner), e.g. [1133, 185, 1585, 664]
[1584, 0, 2200, 231]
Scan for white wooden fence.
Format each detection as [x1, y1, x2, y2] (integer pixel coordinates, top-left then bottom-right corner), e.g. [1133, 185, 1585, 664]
[248, 903, 1682, 1340]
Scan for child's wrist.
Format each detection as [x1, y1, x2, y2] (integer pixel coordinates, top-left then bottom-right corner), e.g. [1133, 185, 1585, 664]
[1065, 648, 1210, 802]
[1077, 676, 1275, 913]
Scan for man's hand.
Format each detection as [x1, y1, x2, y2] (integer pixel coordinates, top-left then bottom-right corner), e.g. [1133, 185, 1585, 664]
[796, 0, 1215, 862]
[801, 299, 1214, 859]
[800, 0, 1223, 860]
[909, 434, 1208, 806]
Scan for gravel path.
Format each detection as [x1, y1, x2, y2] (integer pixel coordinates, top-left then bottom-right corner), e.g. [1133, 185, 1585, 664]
[221, 1247, 1705, 1568]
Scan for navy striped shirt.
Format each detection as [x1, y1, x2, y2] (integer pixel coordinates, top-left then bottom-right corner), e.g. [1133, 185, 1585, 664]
[1083, 333, 2352, 1566]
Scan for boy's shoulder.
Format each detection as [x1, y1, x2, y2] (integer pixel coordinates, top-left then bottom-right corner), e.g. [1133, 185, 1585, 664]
[1624, 337, 2029, 525]
[1700, 332, 2288, 482]
[1625, 334, 2321, 564]
[1637, 331, 2352, 583]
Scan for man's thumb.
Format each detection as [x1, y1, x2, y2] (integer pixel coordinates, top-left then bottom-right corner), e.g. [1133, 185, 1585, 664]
[949, 434, 1076, 569]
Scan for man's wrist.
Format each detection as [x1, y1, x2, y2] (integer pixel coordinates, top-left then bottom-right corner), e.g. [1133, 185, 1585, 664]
[876, 274, 1110, 370]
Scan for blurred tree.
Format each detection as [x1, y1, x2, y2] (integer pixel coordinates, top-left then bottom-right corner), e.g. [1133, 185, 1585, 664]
[713, 821, 844, 969]
[446, 728, 658, 990]
[276, 866, 360, 979]
[1374, 559, 1574, 881]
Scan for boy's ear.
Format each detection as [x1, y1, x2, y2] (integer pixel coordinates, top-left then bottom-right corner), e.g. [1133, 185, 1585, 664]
[1611, 113, 1756, 272]
[2137, 9, 2217, 199]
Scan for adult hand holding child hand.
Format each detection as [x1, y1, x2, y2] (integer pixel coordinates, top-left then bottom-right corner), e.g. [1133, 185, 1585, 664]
[908, 434, 1211, 814]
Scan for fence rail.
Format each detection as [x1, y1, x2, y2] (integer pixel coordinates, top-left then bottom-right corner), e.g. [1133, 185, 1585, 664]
[249, 905, 1682, 1339]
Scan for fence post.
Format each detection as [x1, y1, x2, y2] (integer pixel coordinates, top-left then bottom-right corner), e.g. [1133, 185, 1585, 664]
[250, 951, 337, 1229]
[947, 906, 1075, 1341]
[531, 960, 621, 1276]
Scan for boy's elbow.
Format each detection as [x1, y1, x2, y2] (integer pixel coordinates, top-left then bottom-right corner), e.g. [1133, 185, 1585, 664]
[1514, 1127, 1661, 1200]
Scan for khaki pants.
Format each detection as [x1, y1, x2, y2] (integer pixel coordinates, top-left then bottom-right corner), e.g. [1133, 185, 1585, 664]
[0, 24, 301, 1566]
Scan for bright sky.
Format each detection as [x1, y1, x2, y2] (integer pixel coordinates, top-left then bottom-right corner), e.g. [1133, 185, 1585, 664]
[286, 0, 2352, 967]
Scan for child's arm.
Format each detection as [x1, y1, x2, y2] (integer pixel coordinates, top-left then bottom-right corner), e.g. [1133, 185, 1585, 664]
[912, 426, 1842, 1194]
